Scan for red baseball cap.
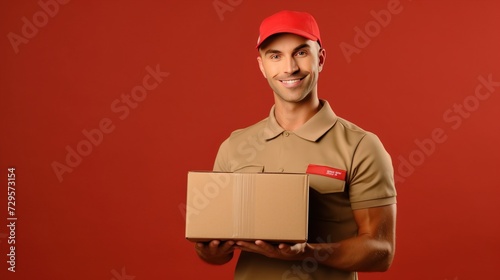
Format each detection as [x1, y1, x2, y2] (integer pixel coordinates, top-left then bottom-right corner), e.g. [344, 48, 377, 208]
[256, 10, 321, 49]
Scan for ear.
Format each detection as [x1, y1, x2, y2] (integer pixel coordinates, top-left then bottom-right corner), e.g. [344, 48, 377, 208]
[257, 56, 267, 78]
[318, 48, 326, 73]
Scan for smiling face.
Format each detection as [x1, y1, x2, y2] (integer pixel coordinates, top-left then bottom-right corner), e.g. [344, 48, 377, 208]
[257, 33, 326, 105]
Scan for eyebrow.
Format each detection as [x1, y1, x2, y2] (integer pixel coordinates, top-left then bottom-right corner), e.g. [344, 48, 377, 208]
[264, 43, 311, 56]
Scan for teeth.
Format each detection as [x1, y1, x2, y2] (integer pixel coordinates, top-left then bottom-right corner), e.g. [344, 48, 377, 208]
[281, 79, 300, 84]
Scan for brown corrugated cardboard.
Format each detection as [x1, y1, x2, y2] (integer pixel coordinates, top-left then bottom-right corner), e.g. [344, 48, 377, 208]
[185, 171, 309, 243]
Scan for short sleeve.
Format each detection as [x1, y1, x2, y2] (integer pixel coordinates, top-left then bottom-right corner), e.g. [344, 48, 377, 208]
[349, 132, 397, 210]
[213, 138, 231, 172]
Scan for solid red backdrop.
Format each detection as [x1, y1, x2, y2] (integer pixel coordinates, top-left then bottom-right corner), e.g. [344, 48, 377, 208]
[1, 0, 499, 279]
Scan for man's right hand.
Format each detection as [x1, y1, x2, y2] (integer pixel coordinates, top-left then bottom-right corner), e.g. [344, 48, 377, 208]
[195, 240, 235, 265]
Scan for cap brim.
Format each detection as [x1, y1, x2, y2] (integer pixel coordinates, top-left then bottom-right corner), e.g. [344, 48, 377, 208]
[256, 28, 319, 49]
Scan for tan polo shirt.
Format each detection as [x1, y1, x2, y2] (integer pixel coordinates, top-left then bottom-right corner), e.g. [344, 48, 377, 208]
[214, 100, 396, 280]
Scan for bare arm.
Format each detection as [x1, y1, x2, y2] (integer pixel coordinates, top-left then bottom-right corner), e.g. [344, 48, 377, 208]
[236, 204, 396, 272]
[313, 204, 396, 271]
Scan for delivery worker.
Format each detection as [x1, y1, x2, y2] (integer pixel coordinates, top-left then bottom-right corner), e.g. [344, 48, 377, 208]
[194, 10, 397, 280]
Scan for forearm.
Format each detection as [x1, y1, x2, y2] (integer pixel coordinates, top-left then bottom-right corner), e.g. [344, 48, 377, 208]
[235, 206, 396, 271]
[306, 234, 394, 272]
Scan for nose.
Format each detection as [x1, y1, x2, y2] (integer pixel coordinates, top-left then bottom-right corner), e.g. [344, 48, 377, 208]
[284, 56, 299, 74]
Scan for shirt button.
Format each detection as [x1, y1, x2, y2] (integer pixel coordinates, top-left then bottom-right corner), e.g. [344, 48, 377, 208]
[284, 131, 290, 137]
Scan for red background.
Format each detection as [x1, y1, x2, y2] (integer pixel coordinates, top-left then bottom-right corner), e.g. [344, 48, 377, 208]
[1, 0, 499, 279]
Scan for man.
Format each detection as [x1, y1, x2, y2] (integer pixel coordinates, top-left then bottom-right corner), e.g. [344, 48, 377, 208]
[194, 10, 397, 279]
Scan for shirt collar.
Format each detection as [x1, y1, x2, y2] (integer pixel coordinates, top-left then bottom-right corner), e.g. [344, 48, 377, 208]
[264, 100, 338, 141]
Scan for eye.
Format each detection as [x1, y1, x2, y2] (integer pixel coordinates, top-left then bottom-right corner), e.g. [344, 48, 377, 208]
[269, 54, 280, 60]
[295, 50, 308, 57]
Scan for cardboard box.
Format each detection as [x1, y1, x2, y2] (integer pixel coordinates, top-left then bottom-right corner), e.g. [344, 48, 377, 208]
[185, 171, 309, 243]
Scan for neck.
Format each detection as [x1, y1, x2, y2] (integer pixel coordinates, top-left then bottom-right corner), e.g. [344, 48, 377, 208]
[274, 93, 321, 131]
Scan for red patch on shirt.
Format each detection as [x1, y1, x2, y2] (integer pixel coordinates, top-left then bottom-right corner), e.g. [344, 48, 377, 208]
[306, 164, 346, 181]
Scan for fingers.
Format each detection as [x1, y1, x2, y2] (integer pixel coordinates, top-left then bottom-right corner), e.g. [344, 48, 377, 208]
[210, 240, 235, 254]
[254, 240, 276, 253]
[208, 240, 220, 255]
[194, 240, 236, 265]
[236, 240, 265, 251]
[236, 240, 280, 258]
[278, 243, 288, 250]
[276, 242, 307, 257]
[195, 240, 235, 255]
[289, 242, 306, 254]
[221, 240, 235, 251]
[196, 240, 306, 260]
